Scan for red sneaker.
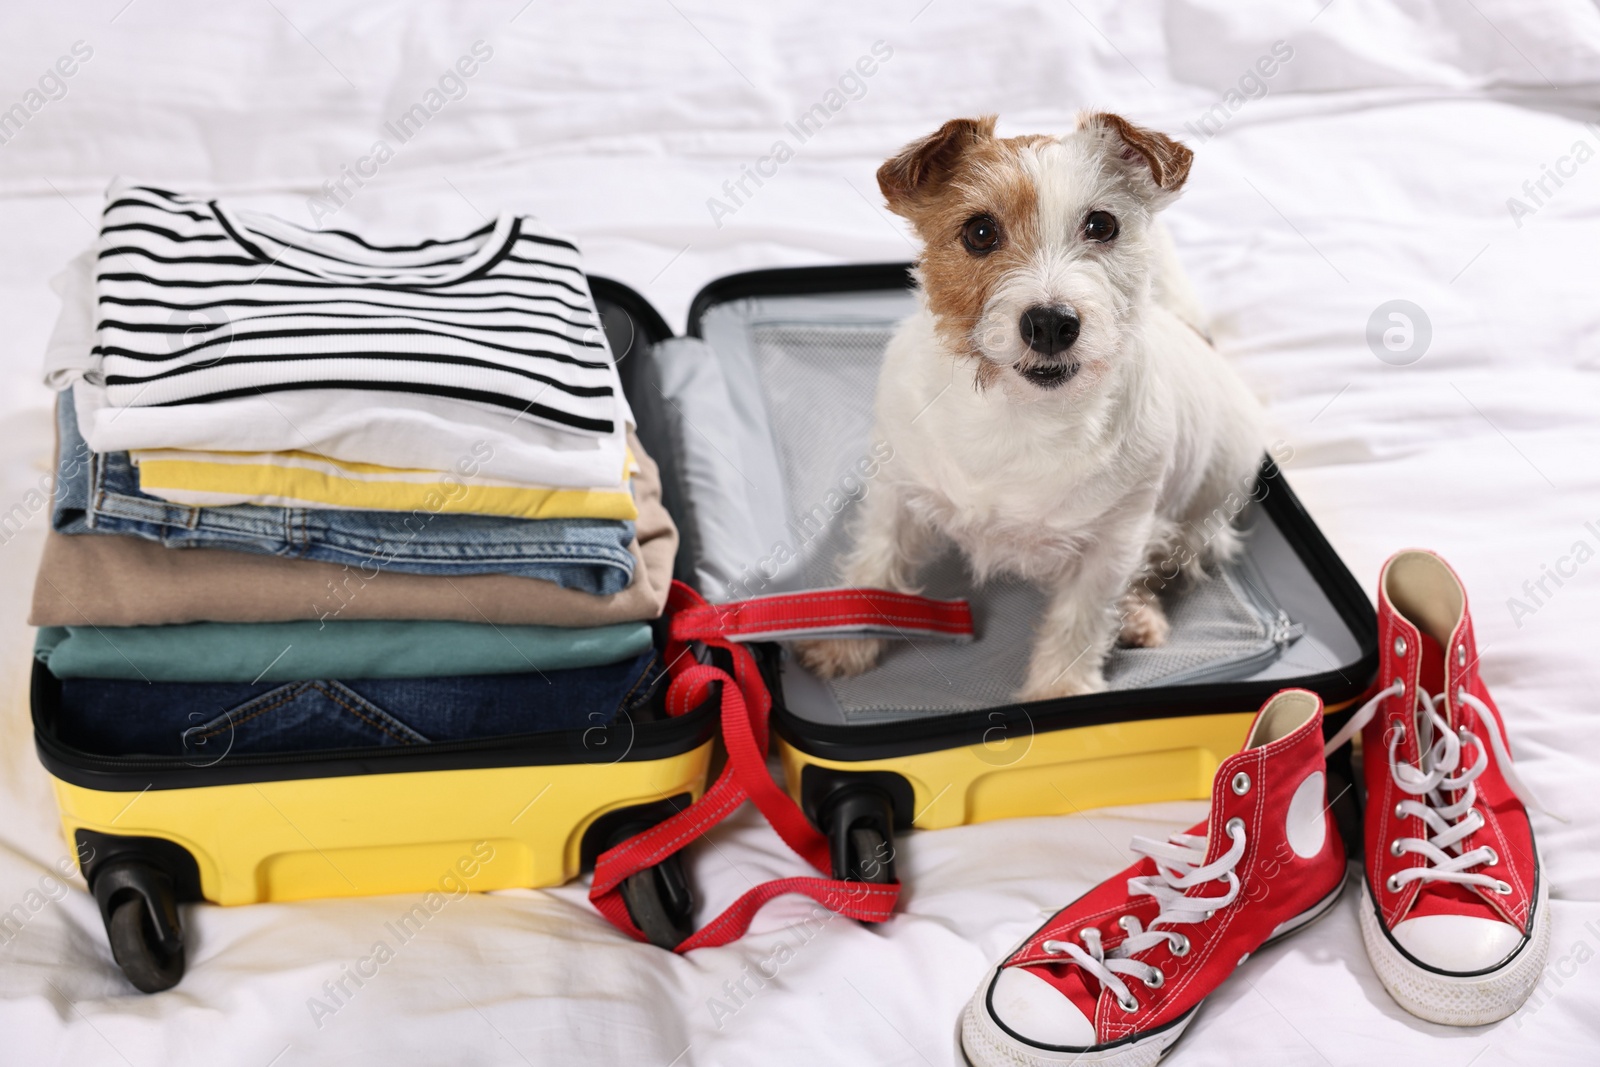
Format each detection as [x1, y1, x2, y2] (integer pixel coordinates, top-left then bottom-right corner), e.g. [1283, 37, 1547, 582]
[962, 689, 1346, 1066]
[1324, 549, 1552, 1026]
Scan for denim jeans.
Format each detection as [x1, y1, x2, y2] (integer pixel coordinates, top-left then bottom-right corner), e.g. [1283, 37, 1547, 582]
[35, 617, 653, 683]
[54, 650, 665, 757]
[52, 393, 636, 594]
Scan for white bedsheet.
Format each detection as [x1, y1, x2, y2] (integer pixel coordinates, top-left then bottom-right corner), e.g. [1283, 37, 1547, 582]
[2, 1, 1598, 1063]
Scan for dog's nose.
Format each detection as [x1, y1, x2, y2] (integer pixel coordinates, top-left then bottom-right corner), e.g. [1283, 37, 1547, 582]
[1018, 305, 1080, 356]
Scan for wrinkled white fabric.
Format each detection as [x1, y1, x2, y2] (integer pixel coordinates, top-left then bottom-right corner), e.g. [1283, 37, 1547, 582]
[1, 2, 1597, 1065]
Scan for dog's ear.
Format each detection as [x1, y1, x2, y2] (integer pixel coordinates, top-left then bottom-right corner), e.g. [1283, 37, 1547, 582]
[877, 116, 996, 217]
[1080, 112, 1192, 206]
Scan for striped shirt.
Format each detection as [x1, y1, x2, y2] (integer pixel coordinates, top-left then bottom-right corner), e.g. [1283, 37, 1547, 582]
[93, 182, 622, 437]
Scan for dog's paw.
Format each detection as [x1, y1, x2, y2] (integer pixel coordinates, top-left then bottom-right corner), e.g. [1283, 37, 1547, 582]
[792, 638, 885, 679]
[1015, 668, 1106, 704]
[1117, 594, 1170, 648]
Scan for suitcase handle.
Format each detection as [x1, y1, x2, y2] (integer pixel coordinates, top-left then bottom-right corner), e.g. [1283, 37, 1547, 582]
[588, 580, 973, 951]
[668, 587, 974, 644]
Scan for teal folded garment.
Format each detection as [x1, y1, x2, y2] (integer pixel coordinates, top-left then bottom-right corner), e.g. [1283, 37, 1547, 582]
[35, 619, 653, 683]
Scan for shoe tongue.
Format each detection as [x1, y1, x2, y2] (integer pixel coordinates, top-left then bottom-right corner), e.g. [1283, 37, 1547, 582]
[1416, 633, 1454, 730]
[1407, 881, 1504, 925]
[1395, 634, 1450, 765]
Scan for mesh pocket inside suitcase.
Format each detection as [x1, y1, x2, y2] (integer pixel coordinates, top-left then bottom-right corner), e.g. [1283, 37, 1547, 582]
[640, 293, 1351, 726]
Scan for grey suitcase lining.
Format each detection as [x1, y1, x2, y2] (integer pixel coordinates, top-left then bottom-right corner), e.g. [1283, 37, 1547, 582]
[635, 290, 1363, 728]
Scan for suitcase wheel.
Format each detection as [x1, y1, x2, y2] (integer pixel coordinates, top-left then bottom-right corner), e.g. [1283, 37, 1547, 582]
[824, 785, 897, 888]
[93, 859, 185, 993]
[607, 813, 695, 950]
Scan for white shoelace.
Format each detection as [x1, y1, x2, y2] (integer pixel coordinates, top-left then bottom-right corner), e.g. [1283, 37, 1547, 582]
[1323, 679, 1561, 895]
[1040, 819, 1247, 1012]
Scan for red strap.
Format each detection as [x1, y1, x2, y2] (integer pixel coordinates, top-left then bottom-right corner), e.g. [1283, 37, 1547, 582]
[671, 587, 974, 644]
[589, 581, 971, 950]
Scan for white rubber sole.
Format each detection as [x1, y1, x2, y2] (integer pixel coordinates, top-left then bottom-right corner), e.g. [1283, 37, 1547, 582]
[1357, 870, 1550, 1027]
[960, 874, 1346, 1067]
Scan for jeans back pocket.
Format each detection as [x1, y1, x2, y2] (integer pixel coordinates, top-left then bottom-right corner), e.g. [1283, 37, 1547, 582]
[181, 681, 431, 760]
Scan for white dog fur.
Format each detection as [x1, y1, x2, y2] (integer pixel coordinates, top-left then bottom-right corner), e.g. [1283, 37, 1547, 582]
[794, 114, 1265, 700]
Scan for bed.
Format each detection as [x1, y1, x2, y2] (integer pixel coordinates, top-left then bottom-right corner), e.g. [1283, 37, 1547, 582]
[1, 1, 1595, 1063]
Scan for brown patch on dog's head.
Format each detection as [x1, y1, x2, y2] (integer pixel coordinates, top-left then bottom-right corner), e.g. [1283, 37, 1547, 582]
[877, 116, 997, 216]
[878, 117, 1052, 367]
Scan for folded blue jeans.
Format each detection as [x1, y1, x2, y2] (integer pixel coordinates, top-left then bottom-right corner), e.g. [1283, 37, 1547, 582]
[54, 650, 664, 757]
[52, 392, 636, 594]
[35, 617, 653, 682]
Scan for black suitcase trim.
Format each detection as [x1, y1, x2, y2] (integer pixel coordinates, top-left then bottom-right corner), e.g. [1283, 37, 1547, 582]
[591, 274, 674, 345]
[686, 262, 916, 337]
[591, 273, 674, 402]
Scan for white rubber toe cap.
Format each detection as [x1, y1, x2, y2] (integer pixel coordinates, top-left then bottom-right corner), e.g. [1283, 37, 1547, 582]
[1391, 914, 1525, 974]
[988, 968, 1096, 1049]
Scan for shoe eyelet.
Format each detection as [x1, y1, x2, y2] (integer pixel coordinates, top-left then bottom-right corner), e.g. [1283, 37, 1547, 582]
[1386, 874, 1404, 893]
[1225, 817, 1245, 836]
[1118, 915, 1137, 932]
[1204, 910, 1215, 921]
[1393, 803, 1407, 821]
[1457, 644, 1467, 667]
[1078, 926, 1098, 941]
[1117, 993, 1139, 1013]
[1169, 934, 1191, 957]
[1389, 840, 1404, 858]
[1143, 969, 1164, 990]
[1495, 880, 1513, 896]
[1393, 635, 1407, 657]
[1390, 720, 1406, 745]
[1231, 772, 1251, 796]
[1481, 847, 1499, 867]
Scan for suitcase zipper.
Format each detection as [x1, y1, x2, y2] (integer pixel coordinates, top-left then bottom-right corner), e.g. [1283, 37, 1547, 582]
[37, 726, 611, 773]
[1146, 558, 1304, 688]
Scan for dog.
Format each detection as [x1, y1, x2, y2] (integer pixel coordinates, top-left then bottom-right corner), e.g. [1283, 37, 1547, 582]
[794, 113, 1266, 701]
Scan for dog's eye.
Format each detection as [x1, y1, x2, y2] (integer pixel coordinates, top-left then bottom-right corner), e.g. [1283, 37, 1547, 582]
[1084, 211, 1119, 242]
[961, 214, 1001, 255]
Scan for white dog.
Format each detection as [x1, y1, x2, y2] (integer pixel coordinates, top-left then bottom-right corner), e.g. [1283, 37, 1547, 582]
[795, 113, 1266, 701]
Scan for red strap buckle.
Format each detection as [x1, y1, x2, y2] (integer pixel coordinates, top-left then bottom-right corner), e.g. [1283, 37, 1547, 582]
[588, 580, 973, 950]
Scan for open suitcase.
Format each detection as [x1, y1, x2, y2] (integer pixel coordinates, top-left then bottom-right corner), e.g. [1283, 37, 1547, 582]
[30, 278, 714, 992]
[623, 262, 1379, 909]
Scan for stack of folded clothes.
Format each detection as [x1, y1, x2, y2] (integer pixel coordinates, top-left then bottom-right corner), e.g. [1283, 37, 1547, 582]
[29, 181, 678, 758]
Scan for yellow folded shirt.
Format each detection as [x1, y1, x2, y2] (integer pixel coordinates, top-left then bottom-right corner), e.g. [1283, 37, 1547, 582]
[131, 448, 639, 521]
